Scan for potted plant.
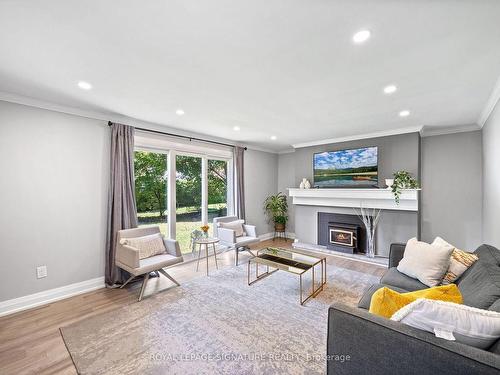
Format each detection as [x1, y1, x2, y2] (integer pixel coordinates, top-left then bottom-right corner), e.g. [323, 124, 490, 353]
[391, 170, 419, 204]
[264, 192, 288, 231]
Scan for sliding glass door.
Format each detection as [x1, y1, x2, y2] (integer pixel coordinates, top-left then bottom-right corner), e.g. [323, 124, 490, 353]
[175, 154, 202, 253]
[134, 150, 169, 237]
[133, 145, 232, 255]
[208, 159, 228, 236]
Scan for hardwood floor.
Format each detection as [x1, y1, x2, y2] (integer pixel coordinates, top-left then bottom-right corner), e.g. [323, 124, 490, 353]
[0, 239, 385, 375]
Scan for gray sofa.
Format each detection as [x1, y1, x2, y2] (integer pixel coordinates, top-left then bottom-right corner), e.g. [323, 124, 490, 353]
[327, 243, 500, 374]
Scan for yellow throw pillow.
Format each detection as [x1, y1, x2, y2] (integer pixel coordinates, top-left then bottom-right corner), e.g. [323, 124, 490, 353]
[369, 284, 463, 318]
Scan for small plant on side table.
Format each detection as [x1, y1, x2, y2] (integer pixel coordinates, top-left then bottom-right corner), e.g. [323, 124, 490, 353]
[391, 170, 419, 204]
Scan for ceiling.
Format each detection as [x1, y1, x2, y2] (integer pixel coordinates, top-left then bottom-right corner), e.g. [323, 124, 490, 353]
[1, 0, 499, 152]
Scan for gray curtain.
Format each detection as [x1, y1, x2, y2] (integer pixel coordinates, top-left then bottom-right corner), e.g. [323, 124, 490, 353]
[234, 146, 245, 220]
[105, 123, 138, 286]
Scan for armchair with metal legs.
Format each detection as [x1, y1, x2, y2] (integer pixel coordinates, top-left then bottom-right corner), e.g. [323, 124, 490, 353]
[213, 216, 260, 265]
[115, 227, 184, 301]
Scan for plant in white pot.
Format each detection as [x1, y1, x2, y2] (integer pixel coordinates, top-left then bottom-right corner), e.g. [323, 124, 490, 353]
[264, 192, 288, 231]
[391, 170, 419, 204]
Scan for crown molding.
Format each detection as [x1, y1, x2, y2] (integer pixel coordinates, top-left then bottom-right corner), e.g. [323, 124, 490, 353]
[478, 74, 500, 127]
[0, 91, 276, 153]
[277, 148, 296, 155]
[0, 90, 112, 122]
[420, 123, 481, 137]
[292, 126, 423, 149]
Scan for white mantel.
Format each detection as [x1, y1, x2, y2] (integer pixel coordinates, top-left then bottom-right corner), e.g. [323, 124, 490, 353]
[288, 188, 419, 211]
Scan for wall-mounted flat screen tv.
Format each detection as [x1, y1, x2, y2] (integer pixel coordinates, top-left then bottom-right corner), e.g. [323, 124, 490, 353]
[313, 146, 378, 188]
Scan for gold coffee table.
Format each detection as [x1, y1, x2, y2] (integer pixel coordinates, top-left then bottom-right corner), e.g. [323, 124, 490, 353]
[247, 247, 326, 305]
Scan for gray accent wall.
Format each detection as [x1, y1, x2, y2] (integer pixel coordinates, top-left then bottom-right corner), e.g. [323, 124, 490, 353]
[290, 132, 420, 188]
[277, 152, 296, 234]
[294, 206, 418, 257]
[278, 133, 421, 256]
[421, 131, 482, 250]
[0, 101, 109, 301]
[483, 101, 500, 248]
[244, 149, 279, 236]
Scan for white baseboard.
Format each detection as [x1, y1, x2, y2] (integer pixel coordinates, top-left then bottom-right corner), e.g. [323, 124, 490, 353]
[0, 276, 105, 317]
[258, 232, 274, 240]
[258, 232, 296, 241]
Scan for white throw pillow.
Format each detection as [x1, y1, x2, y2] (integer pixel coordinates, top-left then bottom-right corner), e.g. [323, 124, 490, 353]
[120, 233, 166, 260]
[391, 298, 500, 349]
[219, 220, 245, 237]
[432, 237, 478, 285]
[397, 237, 453, 287]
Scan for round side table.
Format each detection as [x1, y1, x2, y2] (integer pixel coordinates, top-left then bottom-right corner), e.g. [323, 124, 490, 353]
[194, 237, 220, 275]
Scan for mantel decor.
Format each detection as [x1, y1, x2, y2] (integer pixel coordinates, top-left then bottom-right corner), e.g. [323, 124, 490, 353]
[288, 188, 419, 211]
[391, 170, 419, 204]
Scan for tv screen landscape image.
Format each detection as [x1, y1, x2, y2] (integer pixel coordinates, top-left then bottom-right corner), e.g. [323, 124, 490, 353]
[313, 146, 378, 188]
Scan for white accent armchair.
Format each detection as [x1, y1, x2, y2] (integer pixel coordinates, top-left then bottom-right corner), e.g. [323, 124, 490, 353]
[213, 215, 259, 265]
[115, 227, 183, 301]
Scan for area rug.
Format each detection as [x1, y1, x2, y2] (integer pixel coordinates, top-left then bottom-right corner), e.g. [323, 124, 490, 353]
[60, 263, 379, 375]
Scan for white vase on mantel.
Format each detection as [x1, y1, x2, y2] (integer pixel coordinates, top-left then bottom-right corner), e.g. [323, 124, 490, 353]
[300, 178, 311, 189]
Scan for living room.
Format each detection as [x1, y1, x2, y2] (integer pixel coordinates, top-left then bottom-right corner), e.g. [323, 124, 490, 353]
[1, 1, 499, 374]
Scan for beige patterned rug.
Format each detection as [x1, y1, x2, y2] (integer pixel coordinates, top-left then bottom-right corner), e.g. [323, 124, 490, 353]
[60, 263, 379, 375]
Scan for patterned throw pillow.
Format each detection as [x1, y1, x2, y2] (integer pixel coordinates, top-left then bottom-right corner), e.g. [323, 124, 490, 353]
[442, 248, 479, 285]
[120, 233, 166, 260]
[432, 237, 478, 285]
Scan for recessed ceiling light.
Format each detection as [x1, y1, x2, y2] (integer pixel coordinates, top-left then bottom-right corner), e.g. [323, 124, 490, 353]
[352, 30, 371, 44]
[270, 135, 277, 141]
[175, 109, 185, 116]
[233, 126, 240, 131]
[77, 81, 92, 90]
[399, 110, 410, 117]
[383, 85, 397, 94]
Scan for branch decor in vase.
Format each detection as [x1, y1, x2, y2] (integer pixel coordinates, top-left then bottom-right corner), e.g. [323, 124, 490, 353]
[391, 170, 419, 204]
[355, 206, 382, 258]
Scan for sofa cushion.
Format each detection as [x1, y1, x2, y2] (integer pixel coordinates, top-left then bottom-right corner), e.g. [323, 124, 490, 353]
[474, 244, 500, 266]
[397, 237, 454, 287]
[358, 283, 409, 310]
[457, 261, 500, 309]
[381, 267, 428, 292]
[489, 299, 500, 313]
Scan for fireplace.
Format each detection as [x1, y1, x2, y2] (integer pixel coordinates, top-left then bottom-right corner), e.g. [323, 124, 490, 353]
[318, 213, 368, 254]
[328, 222, 359, 252]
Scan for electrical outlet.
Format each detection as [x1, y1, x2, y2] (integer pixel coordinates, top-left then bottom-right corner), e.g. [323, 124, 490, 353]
[36, 265, 47, 279]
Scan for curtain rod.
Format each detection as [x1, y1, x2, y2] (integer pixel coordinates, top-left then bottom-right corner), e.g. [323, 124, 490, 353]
[108, 121, 247, 150]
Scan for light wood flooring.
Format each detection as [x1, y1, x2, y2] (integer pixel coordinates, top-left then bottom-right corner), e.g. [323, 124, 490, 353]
[0, 239, 385, 375]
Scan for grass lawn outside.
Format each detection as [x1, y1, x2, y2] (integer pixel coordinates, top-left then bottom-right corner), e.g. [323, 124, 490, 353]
[137, 203, 226, 254]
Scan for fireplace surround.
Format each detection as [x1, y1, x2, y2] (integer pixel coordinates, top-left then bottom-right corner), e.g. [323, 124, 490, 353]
[318, 212, 368, 254]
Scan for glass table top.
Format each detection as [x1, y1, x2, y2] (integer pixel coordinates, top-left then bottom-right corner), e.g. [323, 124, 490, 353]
[254, 247, 324, 274]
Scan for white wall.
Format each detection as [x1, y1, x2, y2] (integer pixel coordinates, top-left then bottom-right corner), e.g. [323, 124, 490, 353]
[421, 131, 483, 250]
[244, 149, 279, 236]
[0, 101, 109, 301]
[483, 101, 500, 247]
